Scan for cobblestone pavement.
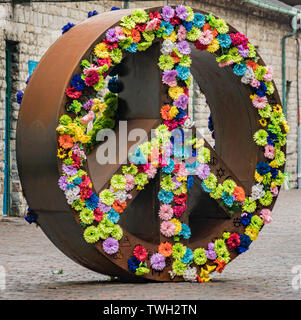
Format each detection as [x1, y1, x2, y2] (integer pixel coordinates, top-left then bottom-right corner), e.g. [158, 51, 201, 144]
[0, 190, 301, 300]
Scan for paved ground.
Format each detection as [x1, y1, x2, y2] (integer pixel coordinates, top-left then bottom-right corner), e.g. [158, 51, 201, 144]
[0, 189, 301, 300]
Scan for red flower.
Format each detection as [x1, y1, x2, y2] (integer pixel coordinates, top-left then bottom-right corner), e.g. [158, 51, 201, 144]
[133, 245, 148, 262]
[227, 233, 241, 250]
[214, 259, 226, 273]
[194, 40, 208, 51]
[149, 11, 161, 20]
[173, 204, 187, 218]
[85, 72, 99, 87]
[93, 208, 104, 222]
[174, 193, 187, 205]
[80, 187, 93, 201]
[79, 175, 91, 188]
[103, 39, 118, 50]
[65, 87, 82, 99]
[170, 14, 181, 26]
[135, 23, 147, 32]
[97, 57, 112, 67]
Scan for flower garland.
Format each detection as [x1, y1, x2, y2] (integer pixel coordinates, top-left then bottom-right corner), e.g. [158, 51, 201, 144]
[56, 6, 288, 282]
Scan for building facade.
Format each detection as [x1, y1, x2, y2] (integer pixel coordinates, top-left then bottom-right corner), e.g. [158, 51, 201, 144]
[1, 0, 300, 216]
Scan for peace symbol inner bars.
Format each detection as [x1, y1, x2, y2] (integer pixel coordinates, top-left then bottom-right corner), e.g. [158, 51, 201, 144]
[17, 6, 287, 282]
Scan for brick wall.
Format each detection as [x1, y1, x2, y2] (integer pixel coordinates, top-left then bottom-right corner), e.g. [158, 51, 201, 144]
[0, 0, 300, 216]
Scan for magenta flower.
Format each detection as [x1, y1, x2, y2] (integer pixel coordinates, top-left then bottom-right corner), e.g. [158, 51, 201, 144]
[106, 28, 118, 42]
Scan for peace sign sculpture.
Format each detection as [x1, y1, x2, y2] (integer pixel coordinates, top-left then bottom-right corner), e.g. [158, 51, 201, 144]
[17, 6, 288, 282]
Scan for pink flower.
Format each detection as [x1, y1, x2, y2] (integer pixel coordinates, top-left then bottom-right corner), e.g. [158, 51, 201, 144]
[177, 163, 189, 177]
[260, 208, 272, 224]
[79, 111, 95, 124]
[250, 78, 260, 88]
[177, 25, 187, 41]
[252, 95, 268, 109]
[158, 204, 173, 220]
[85, 72, 99, 86]
[198, 30, 213, 45]
[145, 164, 157, 179]
[125, 174, 135, 191]
[160, 221, 176, 237]
[146, 18, 160, 31]
[263, 67, 273, 82]
[83, 64, 99, 76]
[264, 144, 275, 159]
[218, 60, 234, 68]
[271, 186, 278, 196]
[115, 26, 126, 40]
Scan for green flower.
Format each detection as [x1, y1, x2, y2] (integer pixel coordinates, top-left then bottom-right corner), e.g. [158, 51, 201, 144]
[179, 55, 192, 67]
[250, 215, 264, 231]
[185, 6, 195, 22]
[134, 173, 148, 187]
[110, 48, 122, 64]
[99, 189, 115, 206]
[262, 172, 272, 185]
[223, 232, 231, 240]
[131, 9, 149, 23]
[242, 197, 257, 213]
[217, 248, 230, 263]
[259, 191, 273, 206]
[265, 81, 274, 95]
[210, 184, 223, 199]
[72, 199, 85, 211]
[142, 31, 155, 42]
[93, 76, 105, 91]
[228, 47, 243, 63]
[79, 208, 94, 225]
[59, 115, 72, 125]
[193, 248, 207, 265]
[258, 104, 272, 118]
[122, 164, 138, 176]
[203, 173, 217, 190]
[215, 19, 229, 34]
[254, 66, 267, 81]
[172, 260, 187, 276]
[120, 16, 135, 29]
[197, 147, 210, 163]
[137, 42, 152, 51]
[158, 54, 174, 70]
[81, 59, 90, 68]
[277, 133, 287, 147]
[64, 158, 73, 166]
[214, 239, 226, 255]
[253, 129, 268, 146]
[83, 226, 101, 243]
[274, 171, 285, 186]
[155, 124, 171, 141]
[111, 224, 123, 240]
[172, 243, 186, 260]
[135, 266, 150, 276]
[222, 179, 237, 195]
[274, 149, 286, 166]
[98, 215, 114, 239]
[111, 174, 127, 191]
[161, 175, 176, 192]
[247, 43, 256, 58]
[119, 37, 133, 50]
[186, 26, 202, 41]
[68, 100, 82, 113]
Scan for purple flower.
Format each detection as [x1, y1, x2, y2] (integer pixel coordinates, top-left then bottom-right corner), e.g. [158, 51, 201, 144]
[177, 41, 191, 55]
[176, 5, 188, 20]
[83, 99, 94, 111]
[237, 45, 249, 58]
[62, 164, 77, 176]
[197, 164, 210, 180]
[150, 253, 166, 271]
[207, 242, 215, 251]
[98, 201, 111, 213]
[58, 176, 68, 191]
[162, 6, 175, 21]
[162, 70, 178, 83]
[205, 249, 217, 260]
[106, 28, 118, 42]
[174, 94, 189, 109]
[102, 237, 119, 254]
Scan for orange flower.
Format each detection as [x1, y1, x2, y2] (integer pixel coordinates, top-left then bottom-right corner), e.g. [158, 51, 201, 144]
[203, 23, 211, 32]
[233, 186, 245, 202]
[131, 29, 141, 43]
[112, 200, 127, 213]
[247, 60, 258, 71]
[58, 134, 74, 150]
[214, 259, 226, 273]
[158, 242, 173, 257]
[170, 51, 180, 63]
[160, 105, 172, 120]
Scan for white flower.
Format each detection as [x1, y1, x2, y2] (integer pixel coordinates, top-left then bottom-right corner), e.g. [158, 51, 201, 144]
[161, 39, 175, 55]
[241, 66, 254, 84]
[251, 183, 265, 200]
[182, 117, 194, 129]
[183, 267, 197, 282]
[114, 190, 128, 203]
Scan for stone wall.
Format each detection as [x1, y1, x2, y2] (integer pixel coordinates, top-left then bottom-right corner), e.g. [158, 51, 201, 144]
[0, 0, 300, 216]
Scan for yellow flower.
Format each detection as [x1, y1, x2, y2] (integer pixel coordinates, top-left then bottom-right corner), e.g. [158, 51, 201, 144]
[57, 148, 66, 159]
[194, 138, 205, 148]
[249, 94, 256, 100]
[168, 86, 184, 100]
[68, 150, 73, 158]
[81, 135, 91, 144]
[269, 160, 279, 168]
[198, 267, 212, 283]
[94, 42, 109, 59]
[282, 119, 290, 133]
[56, 125, 66, 135]
[207, 38, 220, 53]
[245, 226, 259, 241]
[122, 27, 132, 36]
[259, 118, 267, 127]
[176, 176, 187, 182]
[273, 104, 283, 114]
[254, 170, 263, 182]
[270, 182, 276, 189]
[170, 218, 182, 235]
[163, 31, 177, 42]
[169, 106, 179, 118]
[206, 264, 216, 274]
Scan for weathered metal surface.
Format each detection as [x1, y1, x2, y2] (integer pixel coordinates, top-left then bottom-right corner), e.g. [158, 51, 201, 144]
[16, 7, 283, 281]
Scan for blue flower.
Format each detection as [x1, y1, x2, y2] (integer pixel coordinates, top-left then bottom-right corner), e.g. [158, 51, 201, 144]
[24, 208, 37, 224]
[88, 10, 98, 18]
[129, 148, 147, 165]
[216, 34, 232, 48]
[71, 75, 85, 91]
[270, 167, 279, 179]
[187, 175, 194, 191]
[193, 13, 205, 28]
[158, 190, 174, 204]
[233, 63, 247, 77]
[222, 192, 234, 207]
[108, 77, 123, 93]
[183, 20, 193, 31]
[16, 90, 23, 104]
[186, 161, 198, 174]
[160, 21, 174, 36]
[239, 234, 252, 248]
[73, 177, 82, 185]
[125, 42, 138, 53]
[111, 7, 120, 11]
[174, 108, 187, 120]
[235, 246, 248, 254]
[256, 162, 271, 176]
[176, 65, 190, 81]
[128, 256, 140, 272]
[201, 181, 212, 193]
[255, 82, 267, 97]
[208, 114, 214, 132]
[162, 158, 175, 174]
[107, 208, 120, 223]
[240, 213, 253, 226]
[66, 183, 76, 189]
[179, 223, 191, 240]
[85, 193, 99, 210]
[62, 22, 75, 34]
[26, 76, 31, 85]
[181, 247, 193, 264]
